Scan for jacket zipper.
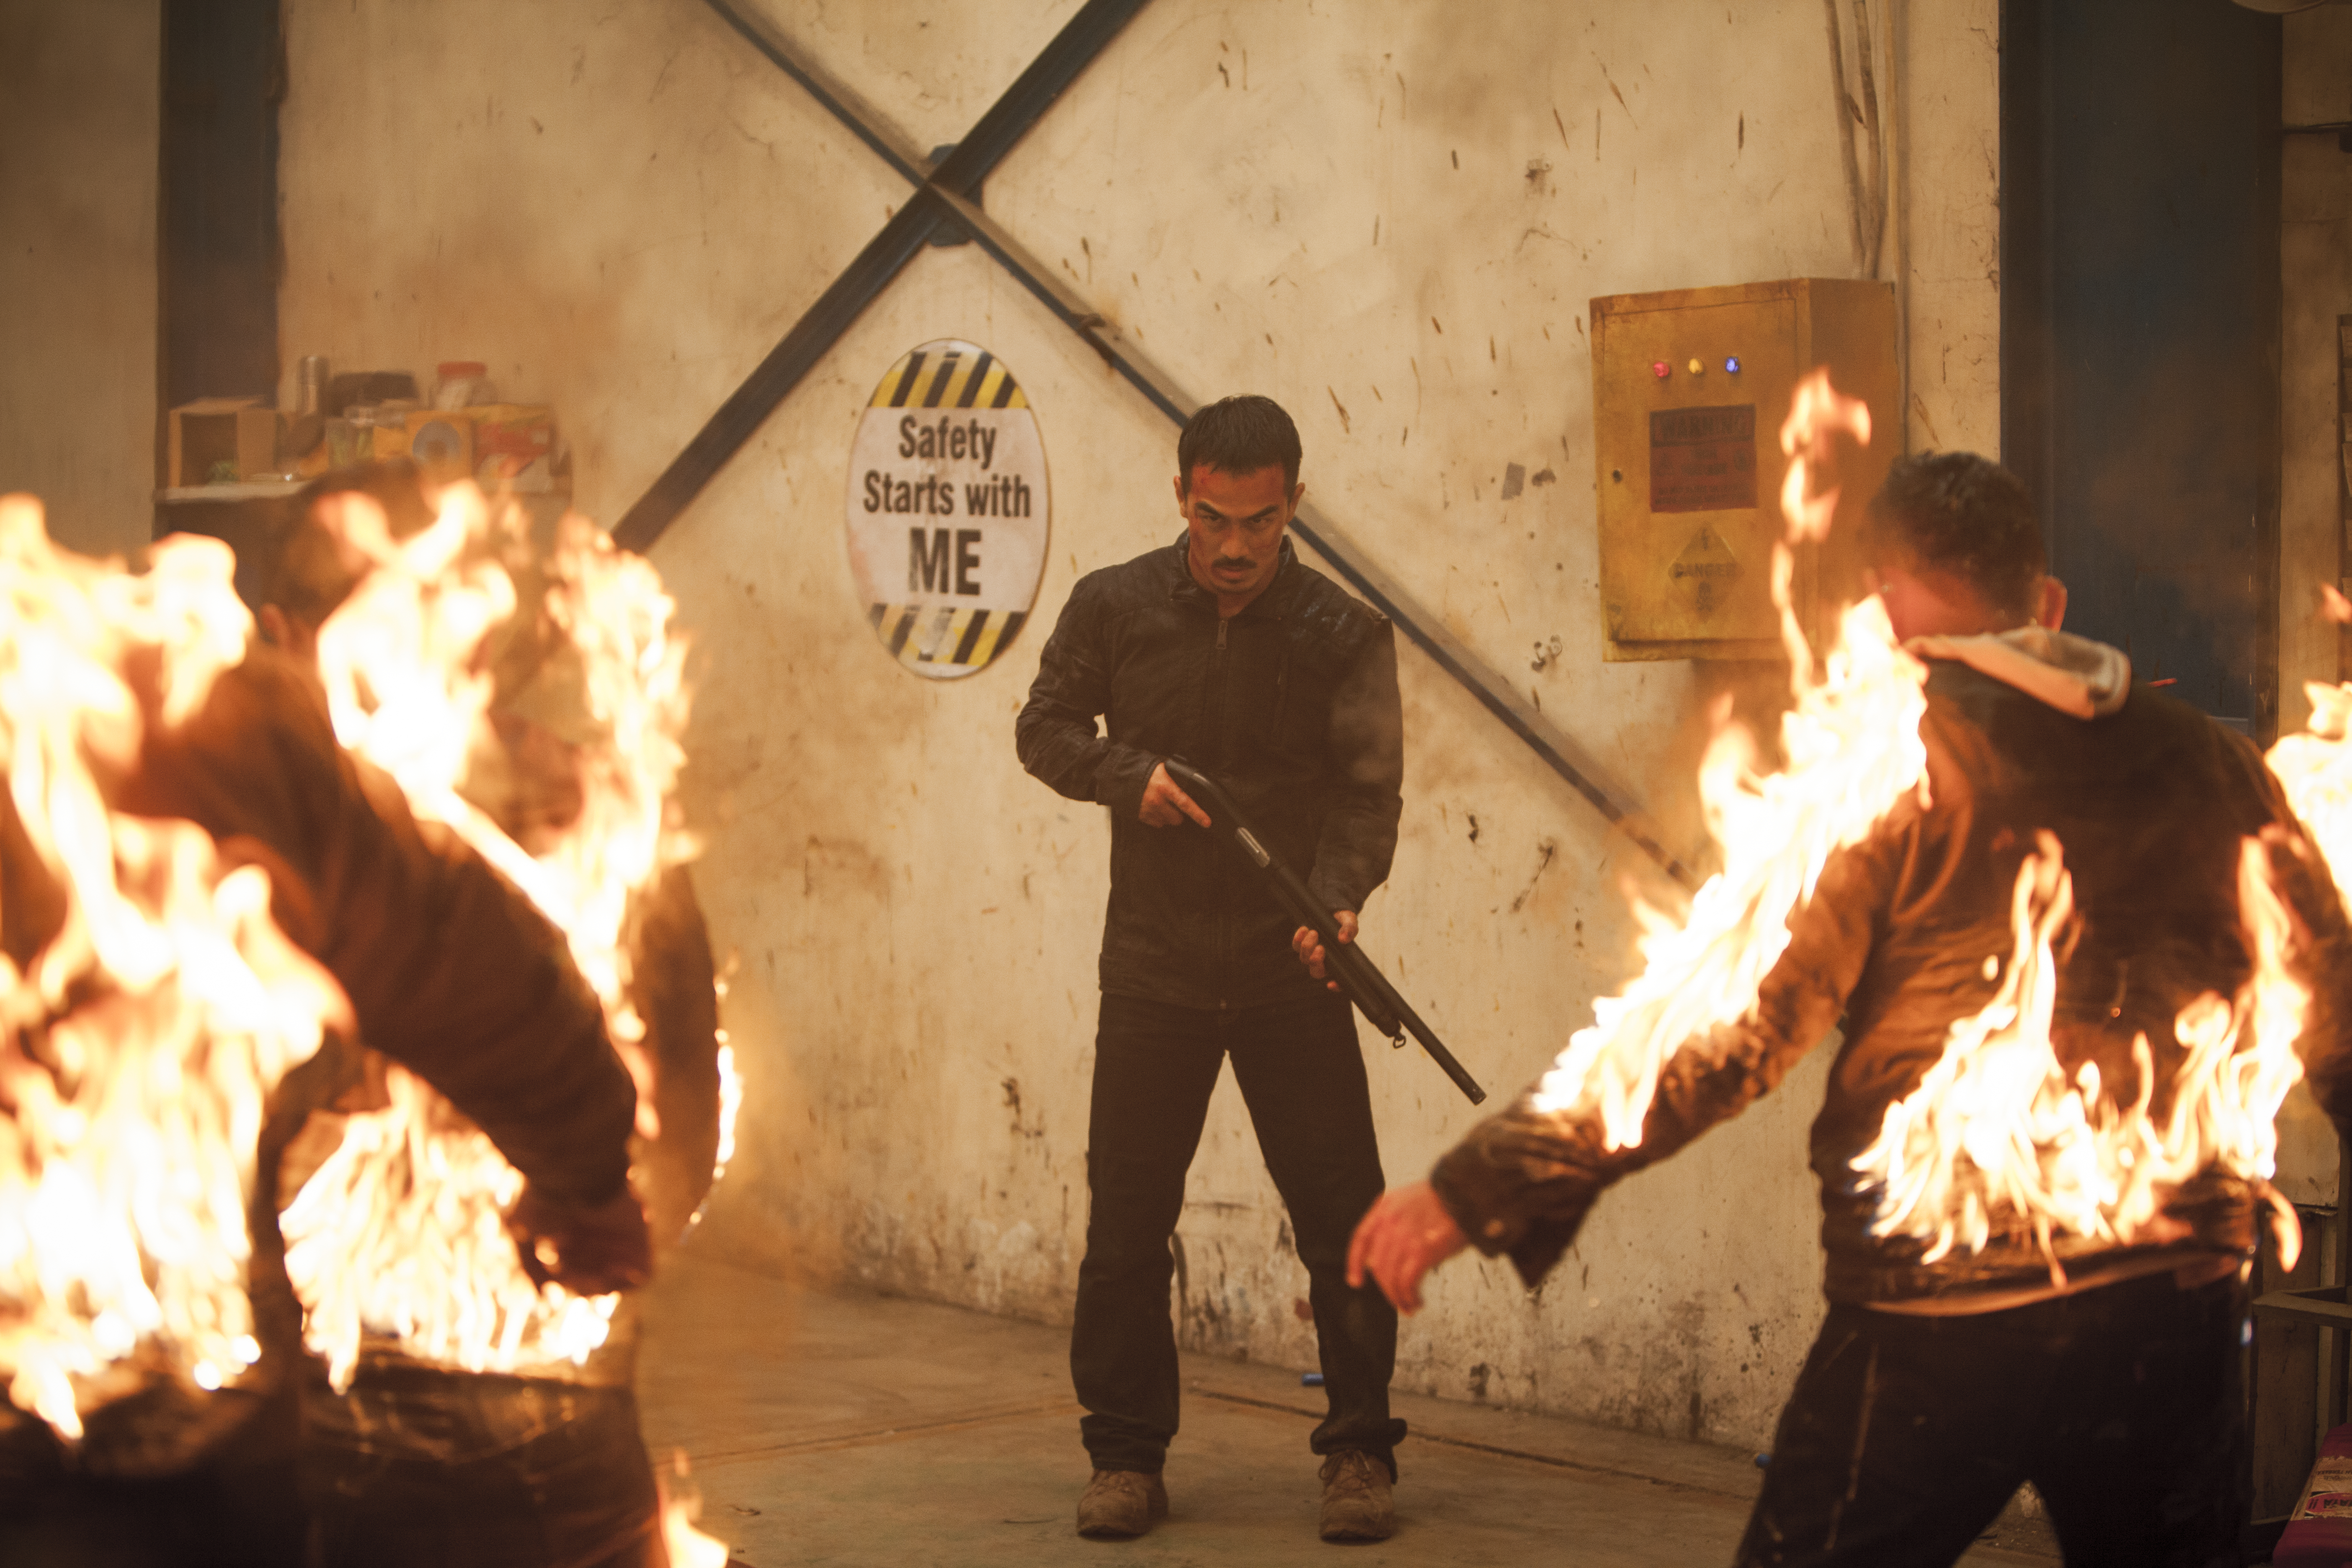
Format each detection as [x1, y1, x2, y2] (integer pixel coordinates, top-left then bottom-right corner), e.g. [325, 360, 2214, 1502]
[1213, 612, 1228, 1006]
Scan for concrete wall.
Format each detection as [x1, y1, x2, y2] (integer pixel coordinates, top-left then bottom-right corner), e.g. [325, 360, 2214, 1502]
[2280, 11, 2352, 739]
[278, 0, 1997, 1452]
[0, 0, 160, 558]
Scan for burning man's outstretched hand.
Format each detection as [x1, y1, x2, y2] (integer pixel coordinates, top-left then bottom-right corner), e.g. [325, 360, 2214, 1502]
[1348, 1181, 1468, 1315]
[508, 1183, 654, 1296]
[1292, 910, 1358, 989]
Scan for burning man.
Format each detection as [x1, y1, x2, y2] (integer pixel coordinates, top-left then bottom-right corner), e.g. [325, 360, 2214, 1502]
[1349, 451, 2352, 1567]
[249, 463, 715, 1568]
[1016, 395, 1408, 1541]
[0, 498, 649, 1565]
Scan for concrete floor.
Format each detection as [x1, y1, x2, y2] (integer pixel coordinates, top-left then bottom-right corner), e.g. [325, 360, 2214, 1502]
[635, 1253, 2059, 1567]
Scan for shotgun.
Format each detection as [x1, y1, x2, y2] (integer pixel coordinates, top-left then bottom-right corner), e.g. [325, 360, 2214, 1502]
[1162, 758, 1485, 1105]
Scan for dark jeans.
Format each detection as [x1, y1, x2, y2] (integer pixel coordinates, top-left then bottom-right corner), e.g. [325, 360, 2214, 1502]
[302, 1368, 658, 1568]
[1738, 1271, 2248, 1568]
[1072, 990, 1407, 1478]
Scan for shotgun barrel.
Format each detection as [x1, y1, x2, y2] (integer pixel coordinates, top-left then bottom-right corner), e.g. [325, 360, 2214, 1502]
[1162, 759, 1486, 1105]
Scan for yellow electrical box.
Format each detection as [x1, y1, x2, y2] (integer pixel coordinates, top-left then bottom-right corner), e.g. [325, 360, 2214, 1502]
[1593, 278, 1898, 661]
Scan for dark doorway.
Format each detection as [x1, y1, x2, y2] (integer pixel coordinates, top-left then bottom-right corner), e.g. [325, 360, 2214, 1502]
[2000, 0, 2282, 738]
[160, 0, 282, 424]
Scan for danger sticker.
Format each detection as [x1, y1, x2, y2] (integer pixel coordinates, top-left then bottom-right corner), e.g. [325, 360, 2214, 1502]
[1650, 404, 1757, 514]
[844, 340, 1049, 679]
[1668, 526, 1742, 621]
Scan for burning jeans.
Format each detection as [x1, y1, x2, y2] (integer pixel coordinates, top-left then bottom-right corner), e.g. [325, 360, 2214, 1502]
[1071, 990, 1407, 1478]
[1739, 1271, 2248, 1568]
[299, 1363, 659, 1568]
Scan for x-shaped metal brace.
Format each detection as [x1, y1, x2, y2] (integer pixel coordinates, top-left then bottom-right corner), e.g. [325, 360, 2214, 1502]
[619, 0, 1691, 888]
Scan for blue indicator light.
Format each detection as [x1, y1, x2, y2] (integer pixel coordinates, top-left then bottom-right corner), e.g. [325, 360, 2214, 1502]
[1724, 356, 1742, 374]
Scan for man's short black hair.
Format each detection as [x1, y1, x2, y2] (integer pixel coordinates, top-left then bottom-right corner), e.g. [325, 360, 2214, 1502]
[1866, 451, 2045, 621]
[1177, 395, 1301, 494]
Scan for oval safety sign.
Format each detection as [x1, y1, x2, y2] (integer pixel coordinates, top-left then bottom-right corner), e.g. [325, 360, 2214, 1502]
[845, 339, 1048, 678]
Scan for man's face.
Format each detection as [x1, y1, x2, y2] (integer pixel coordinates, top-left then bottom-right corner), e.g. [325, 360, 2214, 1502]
[1176, 463, 1301, 604]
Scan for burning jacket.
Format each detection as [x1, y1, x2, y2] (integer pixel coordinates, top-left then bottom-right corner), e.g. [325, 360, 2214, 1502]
[110, 647, 638, 1210]
[1431, 633, 2352, 1307]
[1016, 531, 1403, 1010]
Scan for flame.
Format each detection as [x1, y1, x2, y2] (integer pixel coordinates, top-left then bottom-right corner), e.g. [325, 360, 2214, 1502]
[280, 485, 699, 1387]
[682, 973, 743, 1238]
[713, 1041, 742, 1179]
[0, 496, 350, 1439]
[2270, 679, 2352, 900]
[277, 1066, 619, 1390]
[657, 1450, 731, 1568]
[2260, 652, 2352, 1269]
[1779, 371, 1871, 545]
[1531, 371, 1921, 1143]
[1852, 835, 2308, 1278]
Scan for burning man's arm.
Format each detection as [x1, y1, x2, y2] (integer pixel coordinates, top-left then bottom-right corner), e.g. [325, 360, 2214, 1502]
[1307, 620, 1403, 915]
[2263, 820, 2352, 1141]
[1016, 575, 1161, 822]
[2221, 718, 2352, 1142]
[126, 652, 639, 1209]
[1428, 829, 1901, 1287]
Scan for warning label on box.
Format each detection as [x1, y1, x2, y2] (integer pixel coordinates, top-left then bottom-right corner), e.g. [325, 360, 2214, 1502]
[1650, 405, 1757, 514]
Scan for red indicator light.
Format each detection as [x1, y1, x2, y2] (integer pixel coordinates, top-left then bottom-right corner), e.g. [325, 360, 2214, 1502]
[1651, 361, 1671, 379]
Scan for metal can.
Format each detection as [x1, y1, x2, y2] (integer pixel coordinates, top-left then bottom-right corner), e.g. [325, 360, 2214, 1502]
[296, 355, 330, 416]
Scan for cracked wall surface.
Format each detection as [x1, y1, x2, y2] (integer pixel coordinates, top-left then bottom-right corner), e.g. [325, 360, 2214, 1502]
[276, 0, 1998, 1451]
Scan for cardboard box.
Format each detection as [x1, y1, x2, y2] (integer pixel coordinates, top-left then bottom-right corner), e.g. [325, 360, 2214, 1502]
[371, 410, 475, 485]
[468, 404, 555, 487]
[167, 398, 279, 487]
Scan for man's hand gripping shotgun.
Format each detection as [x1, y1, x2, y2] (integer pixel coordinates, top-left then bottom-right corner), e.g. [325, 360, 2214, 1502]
[1161, 759, 1486, 1105]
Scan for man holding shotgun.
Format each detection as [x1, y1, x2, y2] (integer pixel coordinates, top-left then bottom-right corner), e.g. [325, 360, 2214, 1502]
[1016, 395, 1408, 1542]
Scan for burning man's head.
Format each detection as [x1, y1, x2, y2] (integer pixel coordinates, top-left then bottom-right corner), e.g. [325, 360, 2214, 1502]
[259, 460, 434, 661]
[1864, 452, 2063, 640]
[1174, 395, 1304, 605]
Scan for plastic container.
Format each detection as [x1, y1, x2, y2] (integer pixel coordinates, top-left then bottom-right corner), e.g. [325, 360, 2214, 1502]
[433, 361, 493, 410]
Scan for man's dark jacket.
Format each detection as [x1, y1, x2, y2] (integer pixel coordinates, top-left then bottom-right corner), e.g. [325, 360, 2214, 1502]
[1016, 532, 1403, 1010]
[1431, 647, 2352, 1307]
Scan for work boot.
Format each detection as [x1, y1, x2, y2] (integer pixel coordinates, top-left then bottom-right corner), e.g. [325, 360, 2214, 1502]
[1318, 1449, 1395, 1542]
[1076, 1469, 1168, 1538]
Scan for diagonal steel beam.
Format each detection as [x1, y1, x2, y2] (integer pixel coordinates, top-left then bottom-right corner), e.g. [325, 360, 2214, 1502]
[694, 0, 927, 186]
[659, 0, 1695, 887]
[612, 0, 1150, 551]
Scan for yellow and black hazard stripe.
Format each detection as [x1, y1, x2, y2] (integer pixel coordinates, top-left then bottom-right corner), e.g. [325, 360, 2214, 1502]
[867, 603, 1029, 671]
[868, 344, 1027, 412]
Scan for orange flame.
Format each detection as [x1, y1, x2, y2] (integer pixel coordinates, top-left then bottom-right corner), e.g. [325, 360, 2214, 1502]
[1532, 371, 1920, 1142]
[2262, 653, 2352, 1269]
[1851, 835, 2307, 1278]
[2271, 677, 2352, 894]
[1779, 370, 1872, 546]
[0, 497, 351, 1439]
[657, 1450, 731, 1568]
[279, 485, 700, 1387]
